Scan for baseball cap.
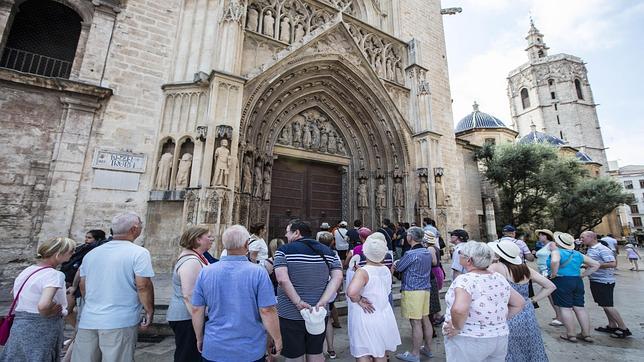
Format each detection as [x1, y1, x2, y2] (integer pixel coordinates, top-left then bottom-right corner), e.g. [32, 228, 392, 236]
[502, 225, 516, 233]
[448, 229, 469, 241]
[339, 221, 348, 227]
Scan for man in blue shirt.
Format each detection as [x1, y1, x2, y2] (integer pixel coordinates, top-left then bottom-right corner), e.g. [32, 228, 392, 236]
[393, 226, 433, 362]
[192, 225, 282, 361]
[581, 231, 631, 338]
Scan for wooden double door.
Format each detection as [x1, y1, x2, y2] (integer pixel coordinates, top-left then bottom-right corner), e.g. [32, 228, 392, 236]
[268, 157, 343, 240]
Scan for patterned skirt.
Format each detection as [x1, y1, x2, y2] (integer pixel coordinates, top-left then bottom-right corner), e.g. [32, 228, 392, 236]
[506, 283, 549, 362]
[0, 311, 64, 362]
[429, 277, 441, 314]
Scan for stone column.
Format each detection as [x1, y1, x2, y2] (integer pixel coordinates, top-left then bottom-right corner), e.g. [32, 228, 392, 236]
[0, 0, 15, 51]
[77, 5, 119, 85]
[484, 197, 497, 241]
[37, 97, 101, 241]
[217, 0, 245, 74]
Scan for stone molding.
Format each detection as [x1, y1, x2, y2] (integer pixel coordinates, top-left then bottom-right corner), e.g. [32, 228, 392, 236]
[0, 68, 112, 99]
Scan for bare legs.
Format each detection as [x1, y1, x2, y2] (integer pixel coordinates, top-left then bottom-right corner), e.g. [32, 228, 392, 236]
[572, 306, 591, 336]
[602, 307, 627, 329]
[285, 355, 324, 362]
[408, 316, 433, 356]
[325, 318, 335, 354]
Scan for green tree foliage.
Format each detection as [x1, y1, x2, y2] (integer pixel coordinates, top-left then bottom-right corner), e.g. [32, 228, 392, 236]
[552, 177, 635, 236]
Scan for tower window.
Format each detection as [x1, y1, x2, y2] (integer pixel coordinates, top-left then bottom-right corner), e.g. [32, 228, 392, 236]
[520, 88, 530, 109]
[556, 115, 560, 124]
[550, 91, 556, 100]
[575, 79, 584, 100]
[554, 104, 558, 111]
[484, 138, 496, 145]
[548, 79, 554, 86]
[560, 131, 564, 139]
[0, 0, 82, 78]
[538, 50, 544, 58]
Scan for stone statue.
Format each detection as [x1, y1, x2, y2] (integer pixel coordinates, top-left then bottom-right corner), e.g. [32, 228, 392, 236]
[155, 152, 173, 190]
[279, 16, 290, 42]
[213, 139, 231, 186]
[394, 178, 404, 207]
[263, 10, 274, 37]
[246, 7, 259, 32]
[320, 130, 328, 152]
[418, 176, 429, 208]
[292, 120, 302, 147]
[278, 124, 291, 145]
[294, 23, 305, 42]
[327, 131, 337, 153]
[262, 166, 271, 200]
[175, 153, 192, 190]
[337, 138, 347, 155]
[184, 189, 197, 224]
[358, 179, 368, 208]
[311, 121, 320, 149]
[374, 54, 384, 77]
[376, 179, 386, 208]
[241, 155, 252, 194]
[302, 121, 312, 149]
[386, 57, 394, 80]
[435, 176, 446, 206]
[253, 160, 263, 198]
[220, 191, 229, 224]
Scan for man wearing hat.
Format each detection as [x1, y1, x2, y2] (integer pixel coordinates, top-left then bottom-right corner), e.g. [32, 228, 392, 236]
[498, 225, 534, 262]
[333, 221, 350, 261]
[448, 229, 469, 279]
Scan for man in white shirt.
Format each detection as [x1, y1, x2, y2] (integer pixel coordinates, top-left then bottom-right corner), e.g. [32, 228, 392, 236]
[600, 234, 619, 254]
[448, 229, 469, 279]
[333, 221, 350, 261]
[497, 225, 534, 262]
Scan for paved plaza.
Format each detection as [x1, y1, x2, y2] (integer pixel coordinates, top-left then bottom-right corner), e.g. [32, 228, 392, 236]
[134, 253, 644, 362]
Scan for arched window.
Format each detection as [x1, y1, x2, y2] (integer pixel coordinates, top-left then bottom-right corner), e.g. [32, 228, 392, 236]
[537, 50, 544, 58]
[575, 79, 584, 100]
[520, 88, 530, 109]
[0, 0, 82, 78]
[548, 79, 554, 86]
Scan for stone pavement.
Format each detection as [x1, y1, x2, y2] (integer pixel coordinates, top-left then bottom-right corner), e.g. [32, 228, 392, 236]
[134, 253, 644, 361]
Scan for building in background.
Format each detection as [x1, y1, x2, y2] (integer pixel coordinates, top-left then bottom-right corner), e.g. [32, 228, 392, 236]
[609, 164, 644, 242]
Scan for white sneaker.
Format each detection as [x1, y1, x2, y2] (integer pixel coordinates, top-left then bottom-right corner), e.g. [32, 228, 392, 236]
[396, 351, 420, 362]
[549, 319, 564, 326]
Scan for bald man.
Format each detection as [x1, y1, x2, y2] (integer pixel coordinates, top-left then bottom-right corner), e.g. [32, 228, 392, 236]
[581, 231, 631, 338]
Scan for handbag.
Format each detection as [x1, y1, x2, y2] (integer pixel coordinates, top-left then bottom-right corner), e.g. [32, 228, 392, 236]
[0, 266, 52, 345]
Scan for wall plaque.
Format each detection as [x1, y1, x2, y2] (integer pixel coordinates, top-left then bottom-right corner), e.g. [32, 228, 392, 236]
[92, 149, 147, 173]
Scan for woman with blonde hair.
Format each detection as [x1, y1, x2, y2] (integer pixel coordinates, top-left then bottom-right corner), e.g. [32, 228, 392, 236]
[0, 237, 76, 362]
[166, 226, 213, 361]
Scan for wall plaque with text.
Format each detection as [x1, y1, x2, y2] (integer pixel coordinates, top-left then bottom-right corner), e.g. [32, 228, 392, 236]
[92, 149, 147, 173]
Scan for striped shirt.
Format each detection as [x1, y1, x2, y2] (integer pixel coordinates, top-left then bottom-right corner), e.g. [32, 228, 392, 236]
[587, 243, 616, 284]
[396, 244, 431, 291]
[274, 238, 341, 320]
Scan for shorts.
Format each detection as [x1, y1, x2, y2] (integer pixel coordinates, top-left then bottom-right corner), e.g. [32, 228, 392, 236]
[401, 290, 430, 319]
[589, 281, 615, 307]
[279, 317, 326, 358]
[551, 276, 585, 308]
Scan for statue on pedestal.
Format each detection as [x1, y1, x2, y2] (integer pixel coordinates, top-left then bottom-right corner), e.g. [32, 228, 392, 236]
[155, 152, 173, 190]
[213, 139, 230, 186]
[279, 16, 290, 42]
[253, 160, 263, 198]
[418, 176, 429, 208]
[358, 178, 368, 208]
[241, 154, 253, 194]
[246, 7, 258, 31]
[263, 166, 272, 200]
[376, 178, 386, 208]
[175, 153, 192, 190]
[263, 10, 274, 37]
[394, 178, 404, 207]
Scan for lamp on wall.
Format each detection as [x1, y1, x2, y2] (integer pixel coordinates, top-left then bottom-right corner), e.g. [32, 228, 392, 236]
[196, 126, 208, 142]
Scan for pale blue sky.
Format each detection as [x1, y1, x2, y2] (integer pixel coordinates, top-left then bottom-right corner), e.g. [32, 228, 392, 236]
[442, 0, 644, 167]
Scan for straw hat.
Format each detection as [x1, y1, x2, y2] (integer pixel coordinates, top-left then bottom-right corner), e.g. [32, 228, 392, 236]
[488, 240, 523, 265]
[554, 231, 575, 250]
[423, 230, 436, 245]
[363, 232, 388, 262]
[535, 229, 554, 240]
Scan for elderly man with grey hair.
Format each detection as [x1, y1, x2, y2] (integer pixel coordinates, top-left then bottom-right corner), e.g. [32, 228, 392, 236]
[442, 241, 524, 362]
[192, 225, 282, 362]
[393, 226, 434, 362]
[73, 211, 155, 362]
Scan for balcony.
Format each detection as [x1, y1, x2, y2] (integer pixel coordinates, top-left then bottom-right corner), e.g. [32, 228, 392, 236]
[0, 47, 72, 79]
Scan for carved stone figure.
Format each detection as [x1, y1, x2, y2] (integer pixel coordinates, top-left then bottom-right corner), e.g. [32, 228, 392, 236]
[220, 191, 229, 224]
[241, 154, 252, 193]
[302, 122, 312, 149]
[292, 120, 302, 147]
[155, 152, 173, 190]
[394, 178, 404, 207]
[386, 57, 394, 80]
[376, 179, 386, 208]
[435, 176, 446, 206]
[311, 121, 321, 149]
[246, 6, 259, 31]
[418, 176, 429, 208]
[175, 153, 192, 190]
[205, 190, 219, 224]
[294, 23, 305, 42]
[320, 130, 328, 152]
[263, 10, 274, 37]
[358, 178, 368, 208]
[279, 16, 290, 42]
[263, 166, 272, 200]
[213, 139, 231, 186]
[337, 138, 347, 155]
[278, 124, 291, 145]
[327, 131, 337, 153]
[184, 189, 197, 224]
[253, 160, 263, 198]
[375, 55, 384, 77]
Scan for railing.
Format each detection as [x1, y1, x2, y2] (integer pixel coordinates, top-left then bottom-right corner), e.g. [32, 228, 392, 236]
[0, 47, 72, 78]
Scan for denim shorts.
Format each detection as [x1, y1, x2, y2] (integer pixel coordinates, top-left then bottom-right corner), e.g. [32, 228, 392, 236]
[552, 276, 584, 308]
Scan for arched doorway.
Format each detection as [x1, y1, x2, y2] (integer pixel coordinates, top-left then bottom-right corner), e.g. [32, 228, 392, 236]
[237, 54, 413, 237]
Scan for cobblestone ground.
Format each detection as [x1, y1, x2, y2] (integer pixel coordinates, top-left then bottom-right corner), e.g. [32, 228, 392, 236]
[132, 252, 643, 361]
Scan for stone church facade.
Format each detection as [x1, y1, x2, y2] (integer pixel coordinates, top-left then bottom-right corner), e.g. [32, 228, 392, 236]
[0, 0, 483, 284]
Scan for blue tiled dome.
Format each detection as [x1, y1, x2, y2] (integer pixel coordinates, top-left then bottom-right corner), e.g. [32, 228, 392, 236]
[575, 151, 593, 162]
[455, 102, 508, 133]
[518, 128, 566, 146]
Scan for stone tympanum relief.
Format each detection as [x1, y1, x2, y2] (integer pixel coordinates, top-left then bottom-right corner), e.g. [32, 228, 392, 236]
[155, 152, 173, 190]
[276, 109, 348, 156]
[175, 153, 193, 190]
[212, 139, 231, 187]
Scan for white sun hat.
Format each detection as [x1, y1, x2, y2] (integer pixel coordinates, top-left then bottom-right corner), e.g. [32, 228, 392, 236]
[300, 307, 327, 335]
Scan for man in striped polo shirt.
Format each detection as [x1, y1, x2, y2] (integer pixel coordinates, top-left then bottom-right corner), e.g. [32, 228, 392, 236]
[393, 226, 434, 362]
[274, 220, 343, 361]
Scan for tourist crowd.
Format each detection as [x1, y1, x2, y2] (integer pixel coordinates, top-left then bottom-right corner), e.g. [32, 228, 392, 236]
[0, 212, 638, 362]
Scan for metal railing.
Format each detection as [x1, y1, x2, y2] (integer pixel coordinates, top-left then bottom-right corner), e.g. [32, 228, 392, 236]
[0, 47, 72, 78]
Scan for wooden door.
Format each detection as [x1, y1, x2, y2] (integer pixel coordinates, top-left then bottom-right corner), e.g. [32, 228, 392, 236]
[268, 157, 342, 240]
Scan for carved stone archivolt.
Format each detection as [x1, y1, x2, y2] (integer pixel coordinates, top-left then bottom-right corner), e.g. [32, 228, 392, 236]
[276, 109, 347, 156]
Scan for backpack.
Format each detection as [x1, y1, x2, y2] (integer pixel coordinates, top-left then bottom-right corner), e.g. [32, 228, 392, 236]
[59, 238, 110, 284]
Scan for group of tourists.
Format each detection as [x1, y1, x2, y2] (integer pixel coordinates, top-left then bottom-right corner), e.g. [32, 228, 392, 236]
[0, 210, 637, 362]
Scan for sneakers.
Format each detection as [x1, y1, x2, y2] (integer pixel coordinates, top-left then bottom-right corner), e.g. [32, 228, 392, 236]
[420, 346, 434, 358]
[549, 319, 564, 327]
[396, 351, 421, 362]
[610, 328, 632, 339]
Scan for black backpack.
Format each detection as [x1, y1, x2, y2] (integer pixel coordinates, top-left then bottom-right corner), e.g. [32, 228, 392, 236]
[59, 238, 110, 284]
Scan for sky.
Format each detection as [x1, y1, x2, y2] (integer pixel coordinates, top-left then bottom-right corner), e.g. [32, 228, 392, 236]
[441, 0, 644, 167]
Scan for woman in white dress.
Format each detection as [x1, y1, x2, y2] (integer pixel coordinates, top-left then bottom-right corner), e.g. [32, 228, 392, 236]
[347, 232, 401, 361]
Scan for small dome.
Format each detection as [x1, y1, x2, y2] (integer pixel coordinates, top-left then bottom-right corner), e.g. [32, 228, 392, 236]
[518, 126, 566, 146]
[455, 102, 508, 133]
[575, 151, 593, 162]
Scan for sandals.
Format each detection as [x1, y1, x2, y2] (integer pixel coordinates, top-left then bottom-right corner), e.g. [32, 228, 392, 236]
[576, 334, 594, 343]
[610, 328, 632, 339]
[327, 350, 337, 359]
[595, 325, 617, 333]
[560, 334, 577, 343]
